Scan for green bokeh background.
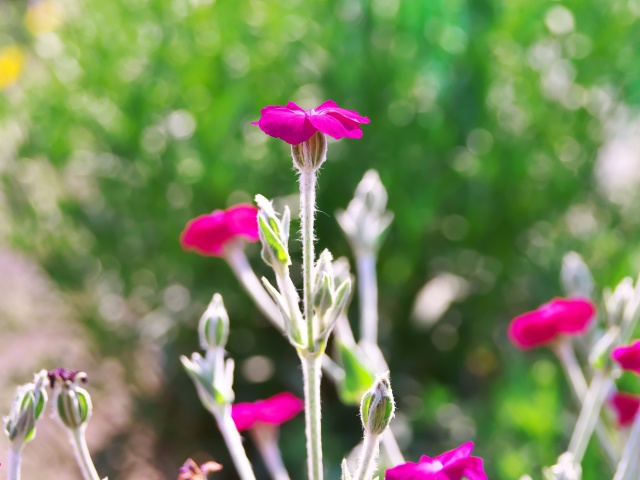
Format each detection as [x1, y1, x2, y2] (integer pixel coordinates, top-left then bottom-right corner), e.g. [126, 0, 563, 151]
[2, 0, 640, 478]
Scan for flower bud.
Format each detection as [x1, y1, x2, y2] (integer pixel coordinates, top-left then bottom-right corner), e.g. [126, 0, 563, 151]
[181, 352, 235, 414]
[561, 252, 594, 298]
[255, 194, 291, 272]
[54, 372, 92, 430]
[291, 131, 327, 172]
[313, 250, 335, 319]
[360, 373, 395, 436]
[199, 293, 230, 351]
[3, 370, 48, 450]
[337, 170, 393, 254]
[178, 458, 222, 480]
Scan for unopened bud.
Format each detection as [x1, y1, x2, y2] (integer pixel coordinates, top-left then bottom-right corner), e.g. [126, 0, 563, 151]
[54, 372, 92, 430]
[360, 373, 395, 436]
[178, 458, 223, 480]
[199, 293, 230, 351]
[255, 194, 291, 271]
[313, 250, 335, 318]
[337, 170, 393, 254]
[291, 131, 327, 172]
[3, 370, 48, 449]
[561, 252, 594, 298]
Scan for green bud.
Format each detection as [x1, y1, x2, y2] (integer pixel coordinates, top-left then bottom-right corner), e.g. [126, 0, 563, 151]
[181, 352, 234, 415]
[55, 374, 92, 430]
[198, 293, 230, 351]
[337, 170, 393, 254]
[291, 131, 327, 172]
[255, 194, 291, 271]
[313, 250, 335, 319]
[360, 373, 395, 436]
[3, 370, 48, 449]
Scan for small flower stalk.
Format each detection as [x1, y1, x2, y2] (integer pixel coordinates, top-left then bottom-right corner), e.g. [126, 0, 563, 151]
[49, 369, 101, 480]
[3, 370, 48, 480]
[182, 294, 256, 480]
[350, 374, 395, 480]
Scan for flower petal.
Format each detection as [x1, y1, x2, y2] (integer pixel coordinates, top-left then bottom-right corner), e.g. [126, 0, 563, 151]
[440, 457, 488, 480]
[180, 210, 230, 257]
[231, 402, 260, 431]
[508, 310, 558, 350]
[224, 205, 259, 241]
[257, 392, 304, 425]
[315, 99, 371, 124]
[308, 111, 363, 139]
[545, 298, 595, 334]
[434, 442, 474, 466]
[254, 104, 317, 144]
[610, 392, 640, 427]
[385, 460, 427, 480]
[612, 341, 640, 375]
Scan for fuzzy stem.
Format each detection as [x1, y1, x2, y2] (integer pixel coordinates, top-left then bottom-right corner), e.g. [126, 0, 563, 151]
[214, 410, 257, 480]
[301, 353, 323, 480]
[567, 369, 611, 464]
[354, 432, 381, 480]
[71, 427, 101, 480]
[613, 408, 640, 480]
[553, 342, 619, 467]
[300, 169, 317, 349]
[8, 447, 22, 480]
[250, 425, 291, 480]
[381, 428, 405, 466]
[356, 252, 378, 346]
[225, 245, 284, 331]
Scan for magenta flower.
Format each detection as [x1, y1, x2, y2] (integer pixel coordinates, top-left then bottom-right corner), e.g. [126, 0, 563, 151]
[252, 100, 370, 145]
[47, 368, 87, 388]
[231, 392, 304, 431]
[611, 341, 640, 375]
[610, 392, 640, 427]
[507, 298, 595, 350]
[181, 204, 259, 257]
[385, 442, 487, 480]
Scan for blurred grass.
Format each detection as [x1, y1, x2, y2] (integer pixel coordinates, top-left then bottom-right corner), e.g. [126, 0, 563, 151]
[2, 0, 640, 478]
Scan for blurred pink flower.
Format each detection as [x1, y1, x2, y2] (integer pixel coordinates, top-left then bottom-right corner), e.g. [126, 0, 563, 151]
[610, 392, 640, 427]
[385, 442, 487, 480]
[252, 100, 370, 145]
[181, 205, 259, 257]
[508, 298, 595, 350]
[231, 392, 304, 431]
[611, 341, 640, 375]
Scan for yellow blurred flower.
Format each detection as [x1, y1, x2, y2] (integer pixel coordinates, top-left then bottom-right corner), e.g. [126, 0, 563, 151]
[0, 46, 25, 90]
[24, 0, 65, 35]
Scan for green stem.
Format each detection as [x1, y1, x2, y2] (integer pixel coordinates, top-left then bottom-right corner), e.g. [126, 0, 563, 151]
[301, 354, 323, 480]
[300, 169, 317, 350]
[567, 369, 611, 464]
[613, 407, 640, 480]
[354, 432, 381, 480]
[381, 428, 405, 466]
[356, 252, 378, 346]
[250, 425, 291, 480]
[225, 245, 284, 332]
[553, 342, 619, 468]
[71, 427, 101, 480]
[8, 447, 21, 480]
[214, 410, 257, 480]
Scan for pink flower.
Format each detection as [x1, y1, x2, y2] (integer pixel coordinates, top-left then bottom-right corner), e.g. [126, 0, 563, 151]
[231, 392, 304, 431]
[610, 392, 640, 427]
[181, 204, 259, 257]
[508, 298, 595, 350]
[611, 341, 640, 375]
[252, 100, 370, 145]
[385, 442, 487, 480]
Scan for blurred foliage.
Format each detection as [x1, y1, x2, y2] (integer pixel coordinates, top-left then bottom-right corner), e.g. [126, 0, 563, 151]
[2, 0, 640, 478]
